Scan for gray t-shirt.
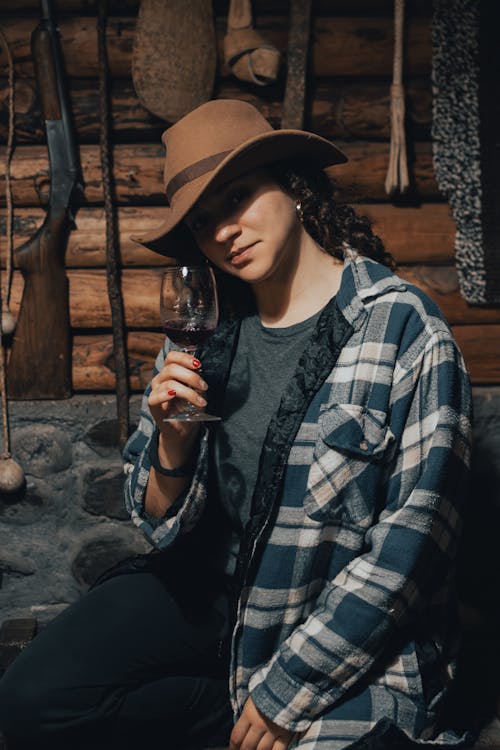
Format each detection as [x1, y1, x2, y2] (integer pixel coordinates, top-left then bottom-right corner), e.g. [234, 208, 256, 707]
[212, 309, 322, 576]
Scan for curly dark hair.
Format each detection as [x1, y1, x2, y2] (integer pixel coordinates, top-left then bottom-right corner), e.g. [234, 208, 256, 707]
[268, 161, 395, 269]
[214, 161, 394, 318]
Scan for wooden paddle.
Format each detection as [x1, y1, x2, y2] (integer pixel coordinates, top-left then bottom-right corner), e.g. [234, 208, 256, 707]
[132, 0, 216, 123]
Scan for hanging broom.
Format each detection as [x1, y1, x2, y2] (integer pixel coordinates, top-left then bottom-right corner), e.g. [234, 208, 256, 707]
[385, 0, 409, 195]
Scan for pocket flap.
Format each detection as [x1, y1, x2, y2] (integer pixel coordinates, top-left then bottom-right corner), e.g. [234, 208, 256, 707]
[319, 404, 394, 458]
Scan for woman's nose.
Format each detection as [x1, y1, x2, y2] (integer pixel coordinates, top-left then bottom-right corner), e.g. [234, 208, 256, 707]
[214, 219, 241, 244]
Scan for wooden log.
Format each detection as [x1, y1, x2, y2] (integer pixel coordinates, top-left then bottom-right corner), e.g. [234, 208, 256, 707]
[8, 266, 500, 329]
[310, 79, 432, 142]
[0, 142, 166, 207]
[452, 325, 500, 383]
[0, 206, 166, 266]
[0, 74, 433, 145]
[0, 141, 440, 207]
[0, 1, 433, 15]
[327, 141, 438, 202]
[0, 16, 431, 79]
[73, 331, 163, 391]
[361, 204, 456, 263]
[0, 204, 456, 267]
[72, 325, 500, 391]
[398, 266, 500, 325]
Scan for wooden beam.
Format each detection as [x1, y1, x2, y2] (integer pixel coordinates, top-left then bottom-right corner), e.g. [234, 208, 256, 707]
[8, 266, 500, 329]
[0, 204, 456, 267]
[452, 325, 500, 383]
[71, 326, 500, 391]
[0, 77, 433, 145]
[0, 1, 433, 15]
[361, 204, 456, 263]
[0, 141, 440, 207]
[72, 331, 163, 391]
[0, 16, 431, 79]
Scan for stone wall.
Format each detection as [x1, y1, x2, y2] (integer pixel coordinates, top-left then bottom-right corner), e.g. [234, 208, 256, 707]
[0, 395, 151, 626]
[0, 388, 499, 628]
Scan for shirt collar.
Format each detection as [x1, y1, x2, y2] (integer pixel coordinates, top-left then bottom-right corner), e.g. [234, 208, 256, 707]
[336, 248, 407, 330]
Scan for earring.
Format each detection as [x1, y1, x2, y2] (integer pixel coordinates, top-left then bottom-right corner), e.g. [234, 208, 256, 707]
[296, 202, 304, 223]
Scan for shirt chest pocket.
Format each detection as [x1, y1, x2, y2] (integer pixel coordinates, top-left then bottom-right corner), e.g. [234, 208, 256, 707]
[304, 403, 395, 526]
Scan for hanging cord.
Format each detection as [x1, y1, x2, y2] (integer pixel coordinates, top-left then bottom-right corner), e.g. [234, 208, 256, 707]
[0, 26, 16, 333]
[385, 0, 409, 194]
[97, 1, 130, 449]
[0, 27, 14, 455]
[0, 27, 25, 491]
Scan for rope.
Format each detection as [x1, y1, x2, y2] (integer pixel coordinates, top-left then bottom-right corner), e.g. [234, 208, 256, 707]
[97, 0, 130, 449]
[385, 0, 409, 195]
[0, 26, 14, 455]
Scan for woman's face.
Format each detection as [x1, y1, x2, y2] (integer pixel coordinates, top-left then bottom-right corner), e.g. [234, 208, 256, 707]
[184, 169, 302, 286]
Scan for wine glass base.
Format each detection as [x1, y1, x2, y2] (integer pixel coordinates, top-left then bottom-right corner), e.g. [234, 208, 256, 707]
[162, 413, 221, 422]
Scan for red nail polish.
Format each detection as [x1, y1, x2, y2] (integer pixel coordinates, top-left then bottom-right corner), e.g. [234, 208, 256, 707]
[167, 389, 176, 396]
[192, 358, 201, 368]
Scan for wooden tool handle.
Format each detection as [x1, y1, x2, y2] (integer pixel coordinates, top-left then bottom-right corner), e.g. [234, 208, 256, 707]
[31, 24, 61, 121]
[8, 215, 71, 399]
[282, 0, 313, 130]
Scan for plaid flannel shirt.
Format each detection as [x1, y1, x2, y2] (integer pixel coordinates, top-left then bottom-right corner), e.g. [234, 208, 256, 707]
[124, 252, 472, 749]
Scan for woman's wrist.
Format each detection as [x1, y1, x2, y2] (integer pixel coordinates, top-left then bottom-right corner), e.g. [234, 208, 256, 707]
[149, 429, 197, 477]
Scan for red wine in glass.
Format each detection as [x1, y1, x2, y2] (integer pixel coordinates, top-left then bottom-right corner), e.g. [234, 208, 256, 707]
[160, 266, 220, 422]
[162, 320, 217, 351]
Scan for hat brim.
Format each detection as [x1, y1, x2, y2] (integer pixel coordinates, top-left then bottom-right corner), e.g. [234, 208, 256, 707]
[131, 129, 348, 257]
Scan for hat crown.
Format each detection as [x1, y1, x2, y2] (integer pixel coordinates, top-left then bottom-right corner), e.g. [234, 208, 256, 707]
[162, 99, 273, 199]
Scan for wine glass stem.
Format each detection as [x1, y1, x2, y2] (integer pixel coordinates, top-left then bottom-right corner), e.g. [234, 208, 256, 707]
[182, 347, 202, 416]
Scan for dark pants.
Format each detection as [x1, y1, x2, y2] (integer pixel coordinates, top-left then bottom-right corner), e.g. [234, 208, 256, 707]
[0, 562, 234, 749]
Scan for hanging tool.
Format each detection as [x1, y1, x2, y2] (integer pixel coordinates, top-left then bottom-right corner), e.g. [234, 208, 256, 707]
[281, 0, 313, 129]
[98, 0, 129, 449]
[224, 0, 281, 86]
[0, 27, 25, 493]
[132, 0, 216, 123]
[8, 0, 82, 399]
[385, 0, 409, 194]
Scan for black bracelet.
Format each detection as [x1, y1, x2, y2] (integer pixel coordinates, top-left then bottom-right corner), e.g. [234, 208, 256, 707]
[148, 430, 195, 477]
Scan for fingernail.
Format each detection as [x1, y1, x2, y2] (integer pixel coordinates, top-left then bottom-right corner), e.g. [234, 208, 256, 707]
[167, 389, 176, 396]
[192, 358, 201, 368]
[197, 396, 207, 406]
[200, 380, 208, 391]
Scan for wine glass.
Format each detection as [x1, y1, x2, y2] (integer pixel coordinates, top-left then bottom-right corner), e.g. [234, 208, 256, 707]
[160, 265, 220, 422]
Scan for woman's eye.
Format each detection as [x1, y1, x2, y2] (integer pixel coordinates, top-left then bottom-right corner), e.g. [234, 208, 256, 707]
[190, 215, 208, 233]
[228, 189, 247, 207]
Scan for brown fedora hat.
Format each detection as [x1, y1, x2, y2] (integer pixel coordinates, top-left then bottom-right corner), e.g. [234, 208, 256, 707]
[132, 99, 347, 255]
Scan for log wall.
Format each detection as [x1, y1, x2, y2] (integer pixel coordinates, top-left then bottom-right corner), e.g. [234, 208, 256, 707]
[0, 0, 498, 391]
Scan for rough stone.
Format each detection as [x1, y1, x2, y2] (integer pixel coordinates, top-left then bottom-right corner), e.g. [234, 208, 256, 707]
[30, 603, 69, 629]
[0, 481, 46, 525]
[83, 467, 128, 520]
[84, 419, 122, 458]
[11, 426, 72, 478]
[71, 527, 150, 589]
[0, 553, 35, 577]
[0, 395, 144, 622]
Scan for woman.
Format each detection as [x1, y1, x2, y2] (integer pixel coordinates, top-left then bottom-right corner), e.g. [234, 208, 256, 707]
[0, 99, 472, 750]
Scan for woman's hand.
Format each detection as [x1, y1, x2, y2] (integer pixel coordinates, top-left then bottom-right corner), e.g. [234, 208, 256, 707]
[144, 351, 207, 517]
[230, 697, 295, 750]
[148, 350, 208, 436]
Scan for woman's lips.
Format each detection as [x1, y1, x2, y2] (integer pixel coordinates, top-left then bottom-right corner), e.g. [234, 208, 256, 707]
[227, 242, 256, 265]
